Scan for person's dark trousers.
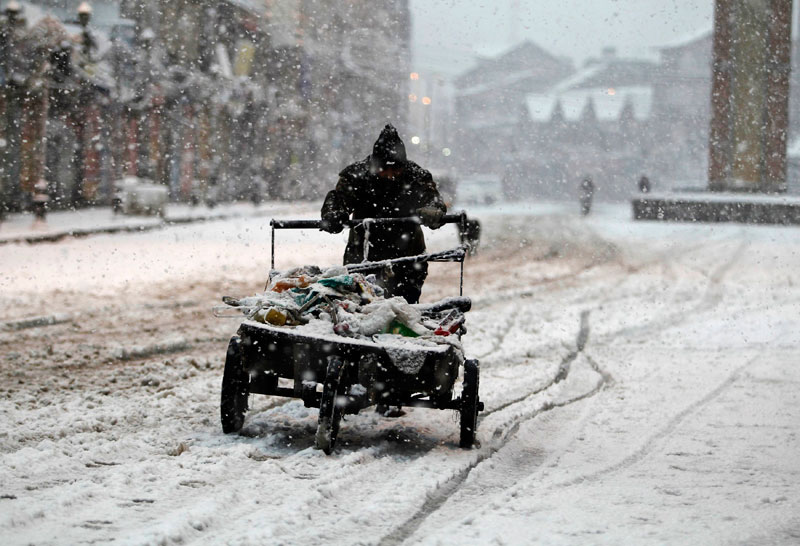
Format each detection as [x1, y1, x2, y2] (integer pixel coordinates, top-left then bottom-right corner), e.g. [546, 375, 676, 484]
[383, 262, 428, 304]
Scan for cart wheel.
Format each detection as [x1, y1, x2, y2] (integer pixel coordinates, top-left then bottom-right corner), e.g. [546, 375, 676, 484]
[221, 336, 249, 434]
[316, 357, 345, 454]
[459, 359, 480, 448]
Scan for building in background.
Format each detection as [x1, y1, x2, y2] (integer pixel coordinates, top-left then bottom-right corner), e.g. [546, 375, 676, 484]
[515, 48, 657, 200]
[451, 29, 800, 202]
[452, 41, 574, 182]
[0, 0, 411, 213]
[0, 1, 115, 211]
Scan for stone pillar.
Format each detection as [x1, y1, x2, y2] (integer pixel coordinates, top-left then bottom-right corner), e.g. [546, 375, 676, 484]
[763, 0, 792, 187]
[708, 0, 792, 193]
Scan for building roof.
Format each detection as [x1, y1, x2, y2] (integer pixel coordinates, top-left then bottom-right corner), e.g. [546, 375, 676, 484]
[19, 0, 128, 29]
[15, 1, 46, 26]
[460, 40, 566, 78]
[526, 94, 558, 122]
[549, 64, 605, 94]
[525, 53, 655, 123]
[656, 27, 712, 51]
[526, 86, 653, 123]
[458, 67, 556, 98]
[455, 39, 573, 94]
[558, 58, 657, 91]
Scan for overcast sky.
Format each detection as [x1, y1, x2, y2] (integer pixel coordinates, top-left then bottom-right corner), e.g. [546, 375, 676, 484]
[410, 0, 717, 78]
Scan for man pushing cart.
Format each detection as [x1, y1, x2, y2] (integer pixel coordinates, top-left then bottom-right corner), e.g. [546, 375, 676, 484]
[217, 125, 482, 454]
[320, 123, 447, 304]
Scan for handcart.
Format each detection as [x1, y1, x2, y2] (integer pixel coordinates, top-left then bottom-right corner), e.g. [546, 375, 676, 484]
[220, 214, 482, 453]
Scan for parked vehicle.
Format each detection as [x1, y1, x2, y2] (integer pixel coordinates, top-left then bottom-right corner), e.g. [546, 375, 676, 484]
[112, 177, 168, 217]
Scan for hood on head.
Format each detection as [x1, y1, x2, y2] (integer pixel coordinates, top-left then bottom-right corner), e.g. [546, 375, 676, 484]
[369, 124, 407, 174]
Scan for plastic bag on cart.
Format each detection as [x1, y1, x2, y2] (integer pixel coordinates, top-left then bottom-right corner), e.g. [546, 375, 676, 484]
[217, 265, 469, 345]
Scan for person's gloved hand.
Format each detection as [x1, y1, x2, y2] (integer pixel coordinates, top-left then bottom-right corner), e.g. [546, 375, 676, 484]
[320, 214, 345, 233]
[418, 206, 444, 229]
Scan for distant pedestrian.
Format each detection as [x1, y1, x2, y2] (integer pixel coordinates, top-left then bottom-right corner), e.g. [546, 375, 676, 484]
[638, 175, 651, 194]
[579, 175, 594, 216]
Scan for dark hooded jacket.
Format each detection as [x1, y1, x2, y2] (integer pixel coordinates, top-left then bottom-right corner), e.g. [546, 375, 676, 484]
[321, 125, 446, 264]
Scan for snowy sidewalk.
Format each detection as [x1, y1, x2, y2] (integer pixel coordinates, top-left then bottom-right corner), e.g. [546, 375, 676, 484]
[0, 201, 315, 245]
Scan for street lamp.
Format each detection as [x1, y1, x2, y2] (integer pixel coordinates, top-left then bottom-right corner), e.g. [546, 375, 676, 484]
[72, 2, 93, 206]
[77, 2, 92, 26]
[2, 0, 20, 73]
[2, 1, 21, 77]
[77, 2, 92, 59]
[5, 1, 20, 23]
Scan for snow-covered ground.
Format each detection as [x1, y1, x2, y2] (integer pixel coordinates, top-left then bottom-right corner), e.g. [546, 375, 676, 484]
[1, 201, 799, 545]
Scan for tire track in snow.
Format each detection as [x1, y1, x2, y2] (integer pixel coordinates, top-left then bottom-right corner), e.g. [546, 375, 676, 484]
[467, 213, 623, 313]
[470, 260, 600, 311]
[377, 311, 610, 546]
[466, 242, 604, 364]
[377, 236, 743, 545]
[481, 310, 590, 417]
[377, 366, 611, 546]
[517, 238, 751, 493]
[551, 348, 761, 489]
[379, 236, 744, 544]
[470, 235, 727, 366]
[594, 237, 748, 343]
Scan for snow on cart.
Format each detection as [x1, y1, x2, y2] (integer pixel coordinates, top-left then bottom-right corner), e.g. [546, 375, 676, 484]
[216, 215, 483, 454]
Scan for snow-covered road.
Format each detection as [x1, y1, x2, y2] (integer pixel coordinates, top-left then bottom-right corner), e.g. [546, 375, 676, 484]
[1, 203, 799, 545]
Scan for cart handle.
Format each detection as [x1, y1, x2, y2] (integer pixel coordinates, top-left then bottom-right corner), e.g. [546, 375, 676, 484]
[345, 246, 466, 273]
[270, 213, 466, 230]
[269, 212, 469, 296]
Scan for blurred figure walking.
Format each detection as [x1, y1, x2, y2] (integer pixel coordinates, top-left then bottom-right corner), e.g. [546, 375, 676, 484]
[579, 175, 594, 216]
[638, 175, 651, 194]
